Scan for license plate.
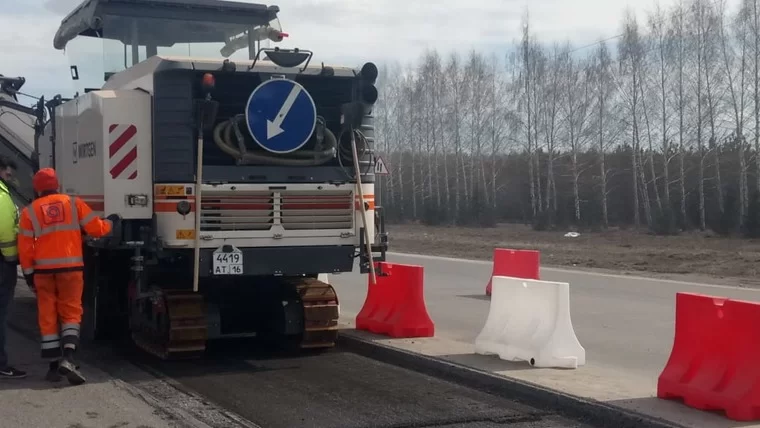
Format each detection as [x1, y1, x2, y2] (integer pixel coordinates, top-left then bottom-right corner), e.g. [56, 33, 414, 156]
[212, 247, 243, 275]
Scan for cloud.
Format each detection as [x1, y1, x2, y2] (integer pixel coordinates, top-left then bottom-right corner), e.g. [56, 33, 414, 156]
[0, 0, 746, 100]
[0, 3, 72, 100]
[43, 0, 81, 15]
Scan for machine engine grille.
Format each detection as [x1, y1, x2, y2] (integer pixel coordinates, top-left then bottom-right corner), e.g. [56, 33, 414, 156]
[200, 190, 274, 231]
[200, 189, 354, 232]
[280, 190, 354, 230]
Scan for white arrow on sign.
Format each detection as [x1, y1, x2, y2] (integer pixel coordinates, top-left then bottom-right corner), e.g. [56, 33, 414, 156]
[267, 84, 302, 140]
[374, 156, 389, 175]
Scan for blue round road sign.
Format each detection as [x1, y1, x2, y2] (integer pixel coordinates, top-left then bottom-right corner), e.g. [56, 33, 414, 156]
[245, 78, 317, 154]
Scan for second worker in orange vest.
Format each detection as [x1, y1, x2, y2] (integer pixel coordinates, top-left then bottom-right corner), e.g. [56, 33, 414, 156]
[18, 168, 114, 385]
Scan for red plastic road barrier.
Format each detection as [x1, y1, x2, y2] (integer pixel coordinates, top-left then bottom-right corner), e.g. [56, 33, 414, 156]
[657, 292, 760, 421]
[485, 249, 540, 296]
[355, 262, 434, 338]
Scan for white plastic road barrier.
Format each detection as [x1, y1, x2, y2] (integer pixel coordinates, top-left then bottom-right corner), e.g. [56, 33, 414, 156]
[474, 276, 585, 369]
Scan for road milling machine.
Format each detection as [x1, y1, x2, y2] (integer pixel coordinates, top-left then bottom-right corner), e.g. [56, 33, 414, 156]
[0, 0, 388, 359]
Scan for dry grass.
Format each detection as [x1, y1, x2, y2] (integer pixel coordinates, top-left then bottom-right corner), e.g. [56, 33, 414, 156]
[386, 223, 760, 284]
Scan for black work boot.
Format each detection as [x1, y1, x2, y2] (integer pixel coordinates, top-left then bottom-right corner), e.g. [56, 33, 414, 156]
[57, 349, 85, 386]
[45, 360, 61, 382]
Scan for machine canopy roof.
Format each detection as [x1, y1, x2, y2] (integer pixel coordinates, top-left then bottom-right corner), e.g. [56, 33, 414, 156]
[53, 0, 280, 50]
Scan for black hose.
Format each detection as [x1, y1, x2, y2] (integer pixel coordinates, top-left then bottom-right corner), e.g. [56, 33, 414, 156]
[212, 115, 336, 166]
[337, 128, 373, 179]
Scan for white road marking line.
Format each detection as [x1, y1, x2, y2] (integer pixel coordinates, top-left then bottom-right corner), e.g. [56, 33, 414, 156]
[387, 252, 760, 292]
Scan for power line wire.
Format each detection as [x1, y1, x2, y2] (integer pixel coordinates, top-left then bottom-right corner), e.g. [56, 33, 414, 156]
[564, 0, 731, 55]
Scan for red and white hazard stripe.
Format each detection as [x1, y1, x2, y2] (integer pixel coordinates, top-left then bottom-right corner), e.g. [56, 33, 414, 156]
[109, 124, 138, 180]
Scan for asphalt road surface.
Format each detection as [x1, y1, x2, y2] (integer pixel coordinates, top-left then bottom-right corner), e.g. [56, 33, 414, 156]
[329, 252, 760, 382]
[7, 282, 592, 428]
[141, 341, 592, 428]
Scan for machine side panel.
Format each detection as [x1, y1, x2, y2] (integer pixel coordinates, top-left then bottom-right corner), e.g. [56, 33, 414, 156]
[99, 91, 154, 219]
[152, 70, 195, 183]
[56, 99, 96, 202]
[154, 183, 196, 248]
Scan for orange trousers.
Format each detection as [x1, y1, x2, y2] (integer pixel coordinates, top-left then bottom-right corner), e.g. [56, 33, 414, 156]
[36, 271, 84, 359]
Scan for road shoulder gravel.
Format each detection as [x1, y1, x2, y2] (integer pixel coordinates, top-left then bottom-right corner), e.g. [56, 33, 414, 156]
[5, 281, 261, 428]
[0, 325, 183, 428]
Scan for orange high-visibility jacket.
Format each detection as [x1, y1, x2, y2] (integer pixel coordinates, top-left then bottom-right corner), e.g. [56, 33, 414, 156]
[18, 194, 113, 275]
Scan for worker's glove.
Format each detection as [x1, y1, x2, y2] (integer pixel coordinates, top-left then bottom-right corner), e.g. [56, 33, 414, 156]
[105, 214, 122, 246]
[106, 213, 122, 226]
[23, 274, 35, 294]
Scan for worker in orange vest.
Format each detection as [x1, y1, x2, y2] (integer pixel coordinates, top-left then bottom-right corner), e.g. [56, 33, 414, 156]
[17, 168, 116, 385]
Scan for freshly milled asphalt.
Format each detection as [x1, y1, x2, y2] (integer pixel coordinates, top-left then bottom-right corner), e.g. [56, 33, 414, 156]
[144, 341, 589, 428]
[7, 281, 592, 428]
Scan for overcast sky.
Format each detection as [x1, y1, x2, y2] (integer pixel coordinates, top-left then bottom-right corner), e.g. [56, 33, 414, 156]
[0, 0, 742, 102]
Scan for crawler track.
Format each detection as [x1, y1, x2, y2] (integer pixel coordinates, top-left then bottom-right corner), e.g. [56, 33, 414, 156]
[292, 277, 340, 349]
[131, 277, 340, 360]
[131, 291, 208, 360]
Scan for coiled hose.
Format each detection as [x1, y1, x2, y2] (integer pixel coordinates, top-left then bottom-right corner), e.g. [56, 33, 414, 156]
[213, 114, 337, 166]
[337, 127, 373, 179]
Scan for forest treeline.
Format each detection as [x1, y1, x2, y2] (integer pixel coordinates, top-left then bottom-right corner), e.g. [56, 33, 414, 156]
[371, 0, 760, 237]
